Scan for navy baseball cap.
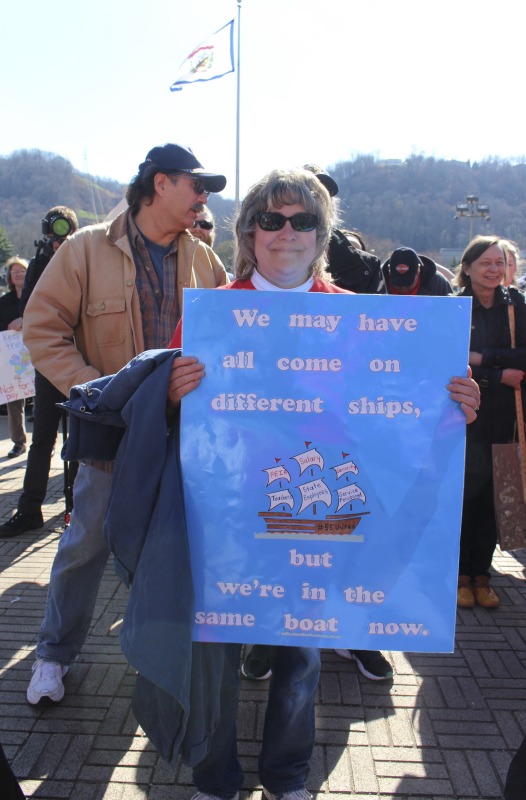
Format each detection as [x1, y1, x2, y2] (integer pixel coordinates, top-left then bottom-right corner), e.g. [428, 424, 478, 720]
[139, 143, 227, 193]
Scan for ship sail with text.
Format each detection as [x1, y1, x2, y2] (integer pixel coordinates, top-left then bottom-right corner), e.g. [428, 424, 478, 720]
[257, 442, 369, 540]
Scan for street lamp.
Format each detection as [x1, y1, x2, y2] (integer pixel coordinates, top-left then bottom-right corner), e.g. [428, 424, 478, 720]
[454, 194, 491, 241]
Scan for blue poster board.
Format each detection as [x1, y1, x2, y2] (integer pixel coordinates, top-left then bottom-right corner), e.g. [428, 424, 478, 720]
[180, 289, 472, 652]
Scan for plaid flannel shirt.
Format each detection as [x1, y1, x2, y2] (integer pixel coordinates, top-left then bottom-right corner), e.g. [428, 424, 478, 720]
[128, 215, 179, 349]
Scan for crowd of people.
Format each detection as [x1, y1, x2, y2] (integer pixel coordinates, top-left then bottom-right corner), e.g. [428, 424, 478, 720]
[0, 145, 524, 800]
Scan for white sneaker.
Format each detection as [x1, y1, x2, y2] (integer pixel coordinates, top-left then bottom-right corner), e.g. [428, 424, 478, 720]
[27, 658, 69, 704]
[191, 793, 239, 800]
[263, 789, 312, 800]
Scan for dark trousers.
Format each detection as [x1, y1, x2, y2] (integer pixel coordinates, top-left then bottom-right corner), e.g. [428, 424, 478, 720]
[18, 371, 64, 517]
[505, 735, 526, 799]
[459, 441, 498, 577]
[0, 743, 25, 799]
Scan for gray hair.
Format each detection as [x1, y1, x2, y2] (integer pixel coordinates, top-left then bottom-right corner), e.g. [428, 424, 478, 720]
[234, 168, 336, 281]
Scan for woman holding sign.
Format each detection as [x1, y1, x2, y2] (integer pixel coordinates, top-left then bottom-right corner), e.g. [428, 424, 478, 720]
[0, 256, 29, 458]
[168, 168, 480, 800]
[456, 236, 526, 609]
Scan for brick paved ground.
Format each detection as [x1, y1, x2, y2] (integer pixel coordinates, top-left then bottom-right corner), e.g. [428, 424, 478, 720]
[1, 414, 525, 799]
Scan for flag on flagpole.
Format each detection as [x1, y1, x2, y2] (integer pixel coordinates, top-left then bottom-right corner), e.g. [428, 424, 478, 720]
[170, 20, 235, 92]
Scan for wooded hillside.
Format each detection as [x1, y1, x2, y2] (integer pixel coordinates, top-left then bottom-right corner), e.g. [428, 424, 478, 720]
[1, 149, 525, 265]
[0, 150, 125, 259]
[332, 155, 526, 262]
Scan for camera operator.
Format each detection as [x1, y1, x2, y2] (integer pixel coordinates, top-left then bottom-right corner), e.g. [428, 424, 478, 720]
[0, 206, 78, 537]
[20, 207, 78, 312]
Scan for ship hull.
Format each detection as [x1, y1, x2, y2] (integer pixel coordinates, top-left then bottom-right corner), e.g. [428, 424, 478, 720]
[257, 511, 368, 536]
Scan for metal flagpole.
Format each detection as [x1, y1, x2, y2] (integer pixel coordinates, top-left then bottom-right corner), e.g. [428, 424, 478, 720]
[235, 0, 242, 213]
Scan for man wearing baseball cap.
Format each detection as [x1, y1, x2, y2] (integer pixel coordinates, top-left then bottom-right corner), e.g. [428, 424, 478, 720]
[22, 143, 228, 705]
[383, 246, 451, 296]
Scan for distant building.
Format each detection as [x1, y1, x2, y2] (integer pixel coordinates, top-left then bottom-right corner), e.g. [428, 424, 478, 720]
[378, 159, 404, 168]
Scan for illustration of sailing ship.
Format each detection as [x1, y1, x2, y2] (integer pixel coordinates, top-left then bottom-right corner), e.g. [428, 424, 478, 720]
[257, 441, 369, 541]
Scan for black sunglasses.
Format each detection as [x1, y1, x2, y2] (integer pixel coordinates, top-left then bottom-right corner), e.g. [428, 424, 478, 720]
[190, 176, 210, 197]
[256, 212, 319, 232]
[195, 219, 214, 230]
[166, 173, 210, 197]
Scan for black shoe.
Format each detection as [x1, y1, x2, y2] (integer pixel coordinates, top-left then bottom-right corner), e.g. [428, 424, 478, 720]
[335, 649, 393, 681]
[7, 443, 26, 458]
[241, 645, 272, 680]
[0, 510, 44, 538]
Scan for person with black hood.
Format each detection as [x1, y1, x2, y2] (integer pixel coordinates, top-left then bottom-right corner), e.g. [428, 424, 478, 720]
[304, 164, 386, 294]
[383, 246, 452, 296]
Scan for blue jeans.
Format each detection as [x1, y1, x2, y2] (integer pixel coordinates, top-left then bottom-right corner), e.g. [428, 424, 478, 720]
[193, 645, 320, 798]
[36, 463, 113, 665]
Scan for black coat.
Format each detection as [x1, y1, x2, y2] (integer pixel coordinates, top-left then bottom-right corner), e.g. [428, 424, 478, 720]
[461, 284, 526, 446]
[0, 289, 21, 332]
[327, 230, 386, 294]
[20, 250, 51, 314]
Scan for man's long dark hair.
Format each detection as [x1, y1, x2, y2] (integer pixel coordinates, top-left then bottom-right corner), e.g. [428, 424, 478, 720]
[126, 164, 160, 215]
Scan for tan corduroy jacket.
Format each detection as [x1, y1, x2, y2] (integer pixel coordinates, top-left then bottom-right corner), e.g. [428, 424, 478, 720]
[23, 210, 228, 396]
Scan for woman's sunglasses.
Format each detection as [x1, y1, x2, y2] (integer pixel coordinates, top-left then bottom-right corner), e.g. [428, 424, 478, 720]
[255, 212, 319, 232]
[195, 220, 214, 230]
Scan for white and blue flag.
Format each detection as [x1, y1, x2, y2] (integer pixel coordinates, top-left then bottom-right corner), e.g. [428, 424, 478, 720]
[170, 20, 234, 92]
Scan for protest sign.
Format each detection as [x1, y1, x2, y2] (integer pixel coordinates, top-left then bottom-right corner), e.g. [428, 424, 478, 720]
[180, 290, 472, 652]
[0, 331, 35, 404]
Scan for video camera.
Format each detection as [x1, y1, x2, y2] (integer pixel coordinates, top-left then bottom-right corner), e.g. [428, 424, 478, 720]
[34, 212, 76, 258]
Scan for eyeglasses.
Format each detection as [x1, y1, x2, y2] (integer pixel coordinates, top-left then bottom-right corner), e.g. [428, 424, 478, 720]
[167, 173, 210, 197]
[195, 219, 214, 230]
[256, 212, 319, 232]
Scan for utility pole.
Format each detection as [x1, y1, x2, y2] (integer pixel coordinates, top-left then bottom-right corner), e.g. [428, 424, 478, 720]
[454, 194, 490, 242]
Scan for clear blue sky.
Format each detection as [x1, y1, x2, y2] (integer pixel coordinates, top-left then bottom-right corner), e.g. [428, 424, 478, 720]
[2, 0, 524, 200]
